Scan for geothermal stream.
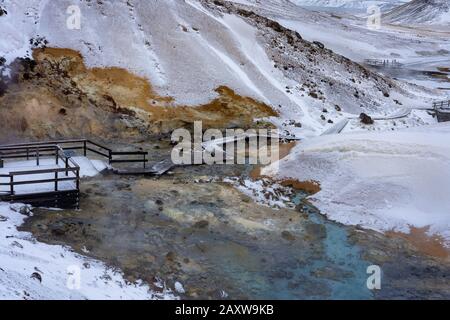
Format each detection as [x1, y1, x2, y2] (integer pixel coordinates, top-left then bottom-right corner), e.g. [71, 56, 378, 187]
[18, 140, 450, 300]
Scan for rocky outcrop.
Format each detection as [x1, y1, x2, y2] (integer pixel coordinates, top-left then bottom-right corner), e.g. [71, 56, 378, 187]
[0, 6, 7, 16]
[0, 48, 277, 142]
[360, 113, 374, 125]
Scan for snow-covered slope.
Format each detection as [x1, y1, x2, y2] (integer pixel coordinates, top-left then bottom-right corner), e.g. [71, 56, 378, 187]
[290, 0, 408, 11]
[384, 0, 450, 25]
[263, 122, 450, 246]
[0, 0, 441, 140]
[234, 0, 450, 92]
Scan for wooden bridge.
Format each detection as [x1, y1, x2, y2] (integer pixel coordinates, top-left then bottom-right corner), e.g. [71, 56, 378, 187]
[0, 139, 173, 209]
[433, 100, 450, 122]
[364, 59, 403, 68]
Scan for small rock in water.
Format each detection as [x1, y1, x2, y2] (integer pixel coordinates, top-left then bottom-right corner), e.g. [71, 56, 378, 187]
[281, 230, 296, 241]
[49, 222, 67, 236]
[144, 200, 159, 212]
[166, 251, 177, 262]
[174, 281, 185, 294]
[0, 215, 7, 222]
[304, 223, 327, 240]
[193, 220, 209, 229]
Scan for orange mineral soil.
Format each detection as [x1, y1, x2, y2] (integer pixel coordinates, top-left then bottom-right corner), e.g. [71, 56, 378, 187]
[249, 141, 298, 179]
[279, 179, 321, 195]
[387, 226, 450, 260]
[247, 140, 322, 195]
[31, 48, 278, 132]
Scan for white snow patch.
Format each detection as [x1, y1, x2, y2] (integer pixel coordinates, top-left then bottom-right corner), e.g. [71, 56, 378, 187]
[224, 177, 294, 209]
[174, 281, 185, 294]
[263, 123, 450, 245]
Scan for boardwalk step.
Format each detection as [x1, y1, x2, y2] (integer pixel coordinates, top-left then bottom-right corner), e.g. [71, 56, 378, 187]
[112, 159, 174, 176]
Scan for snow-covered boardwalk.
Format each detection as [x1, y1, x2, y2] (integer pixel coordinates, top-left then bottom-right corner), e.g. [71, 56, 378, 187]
[0, 142, 82, 208]
[0, 159, 79, 196]
[0, 139, 151, 208]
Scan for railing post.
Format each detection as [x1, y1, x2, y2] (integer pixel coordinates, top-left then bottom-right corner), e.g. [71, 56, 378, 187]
[76, 169, 80, 191]
[10, 175, 13, 195]
[36, 148, 40, 166]
[65, 157, 69, 176]
[76, 168, 80, 210]
[143, 153, 146, 169]
[109, 150, 112, 165]
[55, 172, 58, 191]
[83, 140, 87, 157]
[26, 148, 29, 161]
[55, 147, 59, 165]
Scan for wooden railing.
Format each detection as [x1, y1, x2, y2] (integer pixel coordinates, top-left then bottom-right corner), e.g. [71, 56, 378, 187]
[0, 173, 10, 195]
[0, 139, 148, 197]
[0, 145, 80, 196]
[0, 139, 148, 168]
[433, 100, 450, 110]
[0, 139, 150, 208]
[364, 59, 403, 68]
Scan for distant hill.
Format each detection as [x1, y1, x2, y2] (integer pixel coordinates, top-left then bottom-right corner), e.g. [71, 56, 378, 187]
[290, 0, 408, 11]
[384, 0, 450, 25]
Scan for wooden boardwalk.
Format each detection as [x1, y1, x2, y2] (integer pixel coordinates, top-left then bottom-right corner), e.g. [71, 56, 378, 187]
[0, 139, 172, 208]
[364, 59, 403, 68]
[112, 158, 174, 176]
[0, 144, 80, 209]
[433, 100, 450, 122]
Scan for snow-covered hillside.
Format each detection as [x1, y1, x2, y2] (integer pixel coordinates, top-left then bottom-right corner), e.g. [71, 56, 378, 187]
[233, 0, 450, 91]
[384, 0, 450, 25]
[290, 0, 408, 11]
[0, 0, 442, 140]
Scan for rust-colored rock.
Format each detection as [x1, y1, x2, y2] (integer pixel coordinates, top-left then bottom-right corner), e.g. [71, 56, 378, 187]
[0, 47, 277, 141]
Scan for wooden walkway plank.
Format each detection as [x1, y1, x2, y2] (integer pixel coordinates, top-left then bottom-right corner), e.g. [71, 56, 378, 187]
[112, 158, 174, 176]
